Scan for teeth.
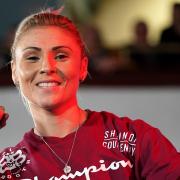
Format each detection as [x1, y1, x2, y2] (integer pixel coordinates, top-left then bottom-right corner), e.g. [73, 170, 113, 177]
[38, 82, 60, 87]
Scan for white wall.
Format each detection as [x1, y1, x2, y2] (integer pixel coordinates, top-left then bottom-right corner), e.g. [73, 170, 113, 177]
[0, 86, 180, 151]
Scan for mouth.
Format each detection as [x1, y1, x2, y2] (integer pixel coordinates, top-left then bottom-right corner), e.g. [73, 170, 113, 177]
[36, 80, 62, 88]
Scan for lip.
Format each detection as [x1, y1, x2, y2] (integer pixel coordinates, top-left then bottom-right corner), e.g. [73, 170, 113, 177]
[36, 80, 62, 87]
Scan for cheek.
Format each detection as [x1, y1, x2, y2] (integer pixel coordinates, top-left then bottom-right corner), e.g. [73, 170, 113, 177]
[16, 62, 36, 86]
[61, 61, 81, 81]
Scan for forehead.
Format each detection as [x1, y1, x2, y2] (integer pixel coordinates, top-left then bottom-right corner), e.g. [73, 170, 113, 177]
[16, 26, 80, 51]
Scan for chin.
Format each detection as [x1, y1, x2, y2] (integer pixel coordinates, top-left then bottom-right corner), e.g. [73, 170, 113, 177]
[30, 93, 75, 111]
[39, 100, 62, 110]
[30, 96, 61, 110]
[35, 93, 63, 105]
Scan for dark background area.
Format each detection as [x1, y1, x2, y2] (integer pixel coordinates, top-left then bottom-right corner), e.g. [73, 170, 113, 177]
[0, 0, 180, 87]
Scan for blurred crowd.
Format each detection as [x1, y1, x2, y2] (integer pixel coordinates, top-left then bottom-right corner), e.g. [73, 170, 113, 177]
[82, 2, 180, 78]
[0, 3, 180, 80]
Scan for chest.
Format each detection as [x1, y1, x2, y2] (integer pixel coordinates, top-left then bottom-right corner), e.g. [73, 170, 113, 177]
[20, 135, 134, 179]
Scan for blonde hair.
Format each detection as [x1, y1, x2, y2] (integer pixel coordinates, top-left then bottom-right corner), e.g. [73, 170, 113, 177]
[11, 11, 86, 59]
[11, 11, 88, 113]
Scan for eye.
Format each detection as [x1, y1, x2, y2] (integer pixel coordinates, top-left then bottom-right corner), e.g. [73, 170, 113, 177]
[55, 53, 68, 61]
[26, 56, 40, 61]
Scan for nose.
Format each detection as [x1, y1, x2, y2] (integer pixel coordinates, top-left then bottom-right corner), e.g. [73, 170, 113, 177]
[40, 55, 57, 74]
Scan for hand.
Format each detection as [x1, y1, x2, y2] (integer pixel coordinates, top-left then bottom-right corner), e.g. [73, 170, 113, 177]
[0, 106, 9, 129]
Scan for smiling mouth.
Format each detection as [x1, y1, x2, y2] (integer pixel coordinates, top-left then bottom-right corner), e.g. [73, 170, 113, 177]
[37, 82, 60, 87]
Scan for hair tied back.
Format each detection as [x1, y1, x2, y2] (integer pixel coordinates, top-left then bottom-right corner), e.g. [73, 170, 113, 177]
[45, 6, 64, 15]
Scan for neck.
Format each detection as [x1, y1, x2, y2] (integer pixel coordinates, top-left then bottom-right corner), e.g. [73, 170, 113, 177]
[30, 103, 87, 138]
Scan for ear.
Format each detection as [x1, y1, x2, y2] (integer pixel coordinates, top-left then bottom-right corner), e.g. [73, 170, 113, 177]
[11, 60, 19, 86]
[80, 56, 88, 82]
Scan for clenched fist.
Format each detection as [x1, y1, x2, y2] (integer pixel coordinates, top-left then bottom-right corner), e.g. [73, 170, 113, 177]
[0, 106, 9, 129]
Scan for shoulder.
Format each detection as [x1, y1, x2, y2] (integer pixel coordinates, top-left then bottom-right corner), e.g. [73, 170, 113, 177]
[0, 138, 29, 175]
[161, 26, 174, 34]
[0, 139, 26, 158]
[0, 129, 35, 155]
[88, 109, 155, 134]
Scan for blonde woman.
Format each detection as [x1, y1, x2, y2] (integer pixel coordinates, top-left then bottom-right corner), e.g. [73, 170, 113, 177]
[0, 10, 180, 180]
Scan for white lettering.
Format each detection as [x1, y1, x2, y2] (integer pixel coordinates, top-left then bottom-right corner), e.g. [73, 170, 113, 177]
[102, 142, 107, 147]
[129, 134, 134, 142]
[107, 141, 112, 149]
[104, 131, 109, 138]
[122, 132, 128, 139]
[106, 141, 118, 149]
[124, 143, 129, 152]
[131, 147, 136, 156]
[119, 143, 124, 152]
[28, 159, 133, 180]
[99, 160, 106, 171]
[109, 161, 120, 170]
[110, 130, 116, 137]
[22, 176, 38, 180]
[49, 159, 133, 180]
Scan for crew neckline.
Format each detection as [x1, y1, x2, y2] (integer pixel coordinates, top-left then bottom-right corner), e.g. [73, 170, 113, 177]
[24, 109, 94, 145]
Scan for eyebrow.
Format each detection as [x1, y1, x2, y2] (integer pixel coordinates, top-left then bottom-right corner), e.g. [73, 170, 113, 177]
[23, 47, 41, 51]
[23, 46, 72, 52]
[52, 46, 72, 52]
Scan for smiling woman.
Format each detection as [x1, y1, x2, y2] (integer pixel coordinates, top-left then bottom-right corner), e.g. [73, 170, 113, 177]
[12, 26, 87, 112]
[0, 8, 180, 180]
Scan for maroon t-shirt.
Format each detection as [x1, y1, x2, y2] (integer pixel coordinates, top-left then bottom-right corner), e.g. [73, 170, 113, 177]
[0, 110, 180, 180]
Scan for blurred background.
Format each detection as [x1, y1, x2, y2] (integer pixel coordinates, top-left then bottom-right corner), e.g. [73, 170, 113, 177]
[0, 0, 180, 150]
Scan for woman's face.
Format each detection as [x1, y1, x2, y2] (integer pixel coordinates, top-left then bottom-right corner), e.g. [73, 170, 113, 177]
[12, 26, 87, 110]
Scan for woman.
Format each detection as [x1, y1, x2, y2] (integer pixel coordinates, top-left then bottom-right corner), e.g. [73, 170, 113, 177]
[0, 10, 180, 180]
